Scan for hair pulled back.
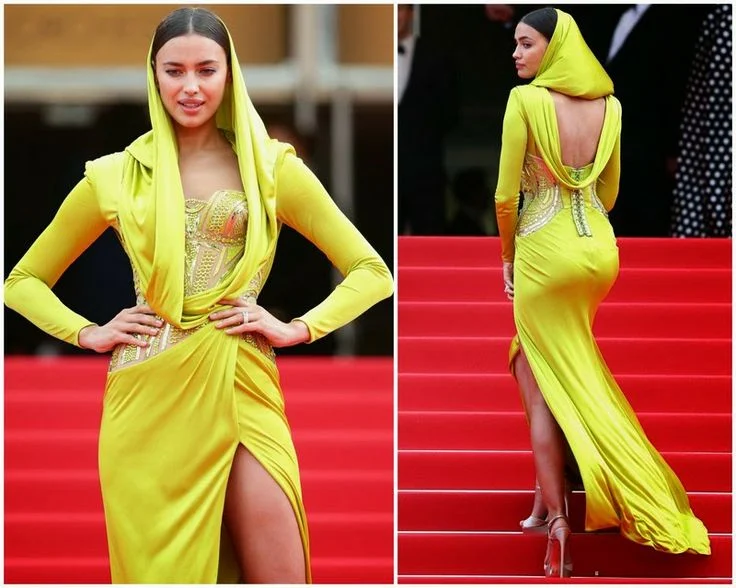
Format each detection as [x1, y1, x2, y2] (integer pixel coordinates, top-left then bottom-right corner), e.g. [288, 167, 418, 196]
[520, 7, 558, 42]
[151, 7, 230, 64]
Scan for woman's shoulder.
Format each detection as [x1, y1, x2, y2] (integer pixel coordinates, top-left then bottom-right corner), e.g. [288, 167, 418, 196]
[84, 151, 127, 181]
[507, 84, 548, 106]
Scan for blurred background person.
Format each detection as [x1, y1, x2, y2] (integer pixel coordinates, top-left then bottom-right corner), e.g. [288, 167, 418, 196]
[447, 167, 492, 236]
[670, 4, 732, 237]
[397, 3, 459, 235]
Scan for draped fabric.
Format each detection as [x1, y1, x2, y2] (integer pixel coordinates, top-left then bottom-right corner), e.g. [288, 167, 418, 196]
[494, 8, 711, 557]
[118, 23, 291, 328]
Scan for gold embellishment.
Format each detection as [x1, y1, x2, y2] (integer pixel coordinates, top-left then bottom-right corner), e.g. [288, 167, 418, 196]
[108, 189, 275, 373]
[590, 186, 608, 218]
[516, 155, 564, 237]
[571, 189, 593, 237]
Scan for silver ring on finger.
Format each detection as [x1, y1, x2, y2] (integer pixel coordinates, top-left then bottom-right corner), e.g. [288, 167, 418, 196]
[241, 309, 249, 325]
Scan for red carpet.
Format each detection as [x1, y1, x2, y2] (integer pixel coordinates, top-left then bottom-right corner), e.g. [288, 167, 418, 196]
[4, 356, 393, 584]
[397, 236, 732, 583]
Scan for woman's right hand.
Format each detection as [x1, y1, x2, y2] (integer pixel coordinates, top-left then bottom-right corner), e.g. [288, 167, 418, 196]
[78, 304, 163, 353]
[503, 261, 514, 300]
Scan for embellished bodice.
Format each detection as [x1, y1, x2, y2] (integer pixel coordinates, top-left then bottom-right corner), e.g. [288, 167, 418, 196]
[110, 189, 274, 372]
[517, 153, 608, 238]
[183, 190, 248, 297]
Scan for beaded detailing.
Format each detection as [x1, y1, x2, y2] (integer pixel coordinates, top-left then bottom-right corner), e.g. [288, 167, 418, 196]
[571, 190, 593, 237]
[517, 154, 564, 237]
[108, 191, 275, 373]
[516, 154, 603, 238]
[590, 189, 609, 218]
[184, 190, 249, 297]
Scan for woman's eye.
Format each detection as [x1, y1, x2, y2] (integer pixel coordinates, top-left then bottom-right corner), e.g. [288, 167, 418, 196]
[166, 70, 182, 77]
[200, 68, 216, 76]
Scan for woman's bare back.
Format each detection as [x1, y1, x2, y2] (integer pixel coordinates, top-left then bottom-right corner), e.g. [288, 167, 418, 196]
[550, 91, 606, 169]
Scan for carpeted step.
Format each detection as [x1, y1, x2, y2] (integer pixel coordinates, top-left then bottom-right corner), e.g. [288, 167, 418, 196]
[4, 556, 394, 584]
[398, 532, 730, 578]
[4, 356, 394, 584]
[397, 237, 732, 269]
[399, 267, 731, 303]
[398, 373, 732, 414]
[5, 469, 393, 516]
[398, 490, 730, 534]
[4, 430, 393, 472]
[398, 575, 732, 584]
[3, 357, 393, 393]
[399, 302, 731, 339]
[399, 411, 731, 453]
[399, 337, 731, 376]
[4, 391, 392, 432]
[398, 450, 731, 492]
[4, 513, 393, 560]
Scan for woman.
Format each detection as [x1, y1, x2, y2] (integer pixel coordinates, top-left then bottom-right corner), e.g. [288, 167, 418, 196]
[4, 7, 393, 584]
[494, 7, 710, 578]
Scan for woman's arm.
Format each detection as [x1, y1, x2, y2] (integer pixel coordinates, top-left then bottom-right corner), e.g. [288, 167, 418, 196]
[4, 171, 109, 347]
[597, 131, 621, 212]
[494, 88, 528, 263]
[274, 153, 394, 342]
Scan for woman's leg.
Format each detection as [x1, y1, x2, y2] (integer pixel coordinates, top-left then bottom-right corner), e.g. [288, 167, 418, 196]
[223, 444, 306, 583]
[513, 348, 566, 519]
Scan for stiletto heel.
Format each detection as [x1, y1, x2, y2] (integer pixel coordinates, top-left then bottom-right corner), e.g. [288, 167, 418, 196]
[544, 513, 573, 578]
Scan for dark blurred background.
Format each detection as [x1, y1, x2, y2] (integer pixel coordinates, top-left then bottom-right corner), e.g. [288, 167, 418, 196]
[398, 3, 732, 239]
[5, 5, 394, 357]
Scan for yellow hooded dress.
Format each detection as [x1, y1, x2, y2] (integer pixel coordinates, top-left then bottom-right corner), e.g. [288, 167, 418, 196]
[494, 10, 710, 555]
[4, 20, 393, 584]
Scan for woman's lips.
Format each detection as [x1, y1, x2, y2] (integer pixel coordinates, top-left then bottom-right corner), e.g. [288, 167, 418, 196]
[178, 100, 205, 114]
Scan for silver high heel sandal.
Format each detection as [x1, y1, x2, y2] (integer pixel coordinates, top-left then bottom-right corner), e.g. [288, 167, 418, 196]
[544, 513, 573, 578]
[520, 482, 570, 533]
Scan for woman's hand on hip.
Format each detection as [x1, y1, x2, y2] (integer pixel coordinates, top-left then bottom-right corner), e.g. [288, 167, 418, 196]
[503, 261, 514, 300]
[210, 299, 311, 348]
[78, 304, 163, 353]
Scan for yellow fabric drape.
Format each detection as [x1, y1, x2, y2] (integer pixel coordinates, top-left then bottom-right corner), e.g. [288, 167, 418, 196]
[493, 8, 711, 557]
[530, 9, 614, 99]
[118, 26, 290, 329]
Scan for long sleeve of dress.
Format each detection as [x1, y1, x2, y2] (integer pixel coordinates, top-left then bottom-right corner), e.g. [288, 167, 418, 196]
[275, 153, 394, 342]
[597, 131, 621, 212]
[4, 173, 109, 346]
[494, 88, 528, 263]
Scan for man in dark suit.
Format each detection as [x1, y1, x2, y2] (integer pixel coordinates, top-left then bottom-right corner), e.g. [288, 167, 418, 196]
[398, 4, 458, 235]
[570, 4, 707, 236]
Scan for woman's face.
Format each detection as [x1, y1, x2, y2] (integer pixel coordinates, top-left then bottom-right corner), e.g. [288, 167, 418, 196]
[154, 33, 229, 129]
[512, 22, 549, 79]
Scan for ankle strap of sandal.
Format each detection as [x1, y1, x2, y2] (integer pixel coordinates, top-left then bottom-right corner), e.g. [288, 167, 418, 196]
[547, 513, 568, 529]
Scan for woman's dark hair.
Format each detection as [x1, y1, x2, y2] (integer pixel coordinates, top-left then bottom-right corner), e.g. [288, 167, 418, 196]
[151, 7, 230, 64]
[520, 7, 558, 42]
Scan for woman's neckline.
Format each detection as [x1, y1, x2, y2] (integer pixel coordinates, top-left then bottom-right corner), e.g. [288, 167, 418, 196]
[183, 188, 246, 205]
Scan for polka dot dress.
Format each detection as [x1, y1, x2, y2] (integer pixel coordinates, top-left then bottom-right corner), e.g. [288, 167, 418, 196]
[671, 5, 732, 237]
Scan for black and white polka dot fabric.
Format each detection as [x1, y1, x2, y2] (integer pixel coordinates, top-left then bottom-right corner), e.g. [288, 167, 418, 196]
[671, 4, 732, 237]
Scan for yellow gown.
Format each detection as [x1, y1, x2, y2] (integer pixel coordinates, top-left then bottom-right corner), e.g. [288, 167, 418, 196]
[4, 20, 393, 584]
[494, 10, 710, 555]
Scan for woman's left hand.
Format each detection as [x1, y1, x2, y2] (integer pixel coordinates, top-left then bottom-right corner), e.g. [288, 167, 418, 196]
[210, 299, 311, 348]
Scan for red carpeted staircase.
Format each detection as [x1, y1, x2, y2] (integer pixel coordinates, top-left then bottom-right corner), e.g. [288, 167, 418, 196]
[398, 236, 732, 583]
[5, 356, 393, 583]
